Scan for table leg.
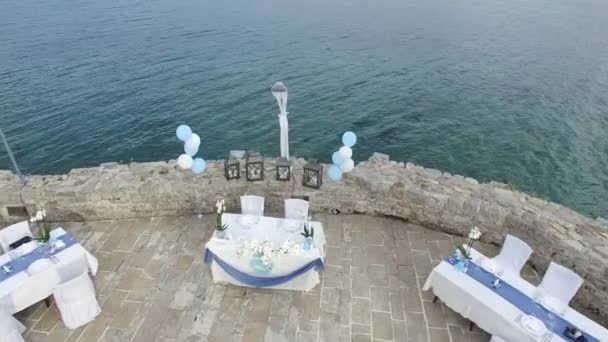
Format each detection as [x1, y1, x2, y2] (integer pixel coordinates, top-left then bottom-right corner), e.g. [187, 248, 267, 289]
[44, 297, 52, 308]
[433, 296, 438, 303]
[468, 320, 475, 331]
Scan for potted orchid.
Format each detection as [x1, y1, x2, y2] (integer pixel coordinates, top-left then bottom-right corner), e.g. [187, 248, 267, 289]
[29, 209, 51, 243]
[301, 224, 314, 251]
[454, 226, 481, 271]
[214, 199, 229, 239]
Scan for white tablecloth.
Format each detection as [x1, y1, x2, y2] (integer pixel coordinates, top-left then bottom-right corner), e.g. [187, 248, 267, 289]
[0, 228, 98, 314]
[423, 249, 608, 341]
[206, 214, 326, 291]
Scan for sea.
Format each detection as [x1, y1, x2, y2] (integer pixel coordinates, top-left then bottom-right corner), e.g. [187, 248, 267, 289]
[1, 0, 607, 218]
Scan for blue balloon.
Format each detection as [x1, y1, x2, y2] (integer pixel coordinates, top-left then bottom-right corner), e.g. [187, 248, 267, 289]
[342, 131, 357, 147]
[328, 164, 343, 181]
[331, 151, 343, 165]
[192, 158, 207, 174]
[176, 125, 192, 142]
[184, 143, 199, 156]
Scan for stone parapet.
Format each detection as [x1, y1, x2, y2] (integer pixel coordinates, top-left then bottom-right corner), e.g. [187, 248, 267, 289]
[0, 153, 606, 324]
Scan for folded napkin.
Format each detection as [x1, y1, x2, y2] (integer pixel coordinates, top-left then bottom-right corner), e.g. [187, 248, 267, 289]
[481, 259, 504, 276]
[8, 241, 39, 260]
[537, 294, 567, 315]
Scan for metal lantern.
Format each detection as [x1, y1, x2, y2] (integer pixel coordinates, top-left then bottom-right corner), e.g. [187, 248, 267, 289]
[224, 155, 240, 180]
[276, 157, 291, 181]
[302, 159, 323, 189]
[245, 151, 264, 181]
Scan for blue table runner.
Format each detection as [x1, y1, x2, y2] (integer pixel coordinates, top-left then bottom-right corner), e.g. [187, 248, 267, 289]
[445, 257, 598, 342]
[204, 248, 324, 288]
[0, 233, 77, 283]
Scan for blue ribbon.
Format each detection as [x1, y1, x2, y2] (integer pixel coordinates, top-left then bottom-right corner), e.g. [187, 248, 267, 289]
[0, 233, 77, 283]
[445, 257, 598, 342]
[204, 248, 324, 288]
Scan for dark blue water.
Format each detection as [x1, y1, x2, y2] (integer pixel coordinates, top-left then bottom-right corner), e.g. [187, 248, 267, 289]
[1, 0, 607, 217]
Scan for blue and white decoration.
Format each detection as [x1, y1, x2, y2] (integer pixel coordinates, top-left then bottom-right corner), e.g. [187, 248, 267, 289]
[328, 131, 358, 181]
[175, 124, 207, 174]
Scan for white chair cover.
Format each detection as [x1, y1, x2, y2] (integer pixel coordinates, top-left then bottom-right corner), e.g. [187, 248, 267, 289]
[0, 308, 26, 342]
[53, 272, 101, 329]
[0, 221, 33, 253]
[490, 336, 507, 342]
[536, 262, 583, 308]
[491, 234, 533, 277]
[284, 199, 309, 220]
[240, 195, 265, 216]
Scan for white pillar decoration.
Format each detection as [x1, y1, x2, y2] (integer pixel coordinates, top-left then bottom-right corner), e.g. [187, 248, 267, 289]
[271, 82, 289, 159]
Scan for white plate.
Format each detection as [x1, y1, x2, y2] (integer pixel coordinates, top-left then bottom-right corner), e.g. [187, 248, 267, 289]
[539, 295, 566, 315]
[521, 315, 547, 337]
[27, 258, 52, 275]
[239, 215, 256, 227]
[481, 259, 504, 275]
[283, 219, 302, 232]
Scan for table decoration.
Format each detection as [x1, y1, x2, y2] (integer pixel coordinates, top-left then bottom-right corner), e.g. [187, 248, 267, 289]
[454, 226, 481, 271]
[301, 224, 314, 251]
[29, 209, 51, 244]
[215, 199, 230, 239]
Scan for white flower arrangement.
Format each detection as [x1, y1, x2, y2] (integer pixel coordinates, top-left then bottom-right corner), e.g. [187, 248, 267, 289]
[215, 199, 226, 214]
[468, 226, 481, 240]
[29, 209, 46, 223]
[236, 239, 303, 269]
[214, 199, 228, 233]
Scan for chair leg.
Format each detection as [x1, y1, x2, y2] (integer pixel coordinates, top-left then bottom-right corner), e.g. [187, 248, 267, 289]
[432, 296, 438, 303]
[468, 320, 475, 331]
[44, 297, 52, 308]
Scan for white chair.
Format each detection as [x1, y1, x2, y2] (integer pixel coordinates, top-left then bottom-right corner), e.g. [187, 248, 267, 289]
[489, 336, 506, 342]
[0, 308, 26, 342]
[285, 199, 310, 220]
[491, 234, 533, 277]
[535, 262, 583, 313]
[240, 195, 265, 216]
[0, 221, 33, 253]
[53, 272, 101, 329]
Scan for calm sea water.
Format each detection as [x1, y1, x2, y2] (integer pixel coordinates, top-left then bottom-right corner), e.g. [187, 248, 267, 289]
[1, 0, 607, 217]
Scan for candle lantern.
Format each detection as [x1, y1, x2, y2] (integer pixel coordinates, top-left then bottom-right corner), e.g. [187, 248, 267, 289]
[275, 157, 291, 181]
[245, 151, 264, 181]
[224, 155, 240, 180]
[302, 159, 323, 189]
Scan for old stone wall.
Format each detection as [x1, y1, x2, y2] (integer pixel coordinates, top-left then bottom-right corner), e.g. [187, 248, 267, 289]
[0, 153, 607, 324]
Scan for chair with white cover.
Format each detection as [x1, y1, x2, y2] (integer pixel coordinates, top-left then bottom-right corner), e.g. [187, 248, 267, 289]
[0, 308, 26, 342]
[489, 336, 507, 342]
[53, 272, 101, 329]
[240, 195, 265, 216]
[285, 199, 310, 220]
[535, 262, 583, 314]
[491, 234, 533, 277]
[0, 221, 33, 253]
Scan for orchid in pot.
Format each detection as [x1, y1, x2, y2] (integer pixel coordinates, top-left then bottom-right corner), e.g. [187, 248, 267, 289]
[29, 209, 51, 244]
[454, 226, 482, 271]
[214, 199, 229, 239]
[301, 224, 314, 251]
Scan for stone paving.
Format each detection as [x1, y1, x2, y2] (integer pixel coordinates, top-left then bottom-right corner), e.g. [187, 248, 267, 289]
[15, 213, 540, 342]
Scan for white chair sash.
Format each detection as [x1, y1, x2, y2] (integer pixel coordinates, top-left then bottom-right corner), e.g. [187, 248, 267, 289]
[53, 272, 101, 329]
[240, 195, 265, 216]
[492, 234, 533, 277]
[0, 221, 33, 253]
[284, 199, 309, 220]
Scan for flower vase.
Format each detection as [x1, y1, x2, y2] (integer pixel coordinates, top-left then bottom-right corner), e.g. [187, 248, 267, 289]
[250, 255, 272, 275]
[303, 238, 313, 251]
[216, 230, 228, 240]
[455, 259, 469, 272]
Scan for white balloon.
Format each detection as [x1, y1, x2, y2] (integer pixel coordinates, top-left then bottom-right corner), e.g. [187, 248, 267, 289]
[177, 154, 193, 169]
[184, 139, 199, 156]
[185, 133, 200, 148]
[340, 158, 355, 173]
[338, 146, 352, 160]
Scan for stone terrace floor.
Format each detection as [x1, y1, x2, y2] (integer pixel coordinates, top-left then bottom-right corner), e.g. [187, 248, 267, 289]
[15, 213, 541, 342]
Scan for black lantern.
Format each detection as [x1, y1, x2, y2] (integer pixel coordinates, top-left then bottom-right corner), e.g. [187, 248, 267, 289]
[224, 155, 240, 180]
[276, 157, 291, 181]
[245, 151, 264, 181]
[302, 159, 323, 189]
